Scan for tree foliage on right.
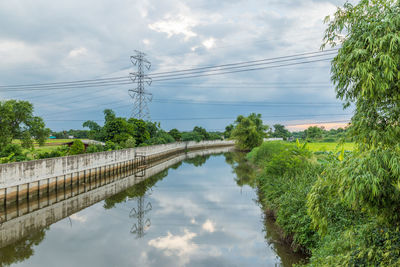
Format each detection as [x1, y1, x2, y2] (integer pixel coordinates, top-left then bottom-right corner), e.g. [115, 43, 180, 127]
[306, 1, 400, 265]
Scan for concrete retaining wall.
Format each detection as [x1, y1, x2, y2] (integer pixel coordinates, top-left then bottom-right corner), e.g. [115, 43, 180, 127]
[0, 146, 234, 248]
[0, 140, 234, 188]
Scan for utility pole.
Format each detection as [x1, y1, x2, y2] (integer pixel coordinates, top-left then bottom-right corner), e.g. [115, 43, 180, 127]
[129, 50, 152, 119]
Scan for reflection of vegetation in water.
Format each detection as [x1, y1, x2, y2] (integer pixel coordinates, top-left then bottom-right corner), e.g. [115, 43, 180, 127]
[224, 152, 257, 188]
[0, 228, 47, 267]
[225, 151, 307, 266]
[263, 216, 307, 267]
[183, 155, 211, 167]
[103, 167, 173, 209]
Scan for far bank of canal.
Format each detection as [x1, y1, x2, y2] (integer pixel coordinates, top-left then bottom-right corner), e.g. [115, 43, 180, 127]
[0, 151, 304, 267]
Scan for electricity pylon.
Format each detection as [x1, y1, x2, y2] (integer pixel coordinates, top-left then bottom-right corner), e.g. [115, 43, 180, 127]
[130, 196, 152, 238]
[129, 50, 152, 119]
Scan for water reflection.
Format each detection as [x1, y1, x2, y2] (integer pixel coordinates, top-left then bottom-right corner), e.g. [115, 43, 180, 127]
[0, 229, 46, 266]
[224, 152, 307, 266]
[224, 152, 257, 188]
[0, 148, 305, 267]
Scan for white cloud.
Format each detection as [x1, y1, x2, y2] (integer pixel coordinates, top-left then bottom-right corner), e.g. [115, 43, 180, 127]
[0, 40, 41, 66]
[143, 39, 150, 45]
[202, 37, 215, 49]
[70, 213, 87, 223]
[148, 14, 197, 40]
[148, 229, 197, 265]
[68, 47, 88, 58]
[202, 219, 215, 233]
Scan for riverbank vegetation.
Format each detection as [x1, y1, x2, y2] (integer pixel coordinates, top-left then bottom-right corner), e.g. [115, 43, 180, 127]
[0, 102, 224, 163]
[242, 0, 400, 265]
[250, 140, 400, 266]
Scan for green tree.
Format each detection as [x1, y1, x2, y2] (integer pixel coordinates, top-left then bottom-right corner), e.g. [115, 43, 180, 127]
[103, 117, 134, 145]
[82, 120, 103, 140]
[168, 128, 181, 141]
[181, 131, 203, 142]
[103, 109, 116, 124]
[323, 0, 400, 149]
[193, 126, 210, 140]
[305, 2, 400, 264]
[69, 139, 85, 155]
[304, 126, 324, 140]
[0, 100, 50, 149]
[124, 137, 136, 148]
[127, 118, 150, 145]
[231, 113, 268, 150]
[272, 124, 291, 140]
[224, 124, 234, 138]
[145, 121, 160, 138]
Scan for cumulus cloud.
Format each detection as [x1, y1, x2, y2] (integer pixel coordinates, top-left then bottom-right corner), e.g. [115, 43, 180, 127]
[149, 14, 198, 40]
[69, 213, 87, 223]
[0, 40, 41, 66]
[202, 219, 215, 233]
[148, 229, 198, 265]
[68, 47, 88, 58]
[202, 37, 215, 49]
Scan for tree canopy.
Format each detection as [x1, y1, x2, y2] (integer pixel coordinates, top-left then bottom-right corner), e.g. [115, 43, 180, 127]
[231, 113, 268, 150]
[0, 100, 50, 149]
[271, 124, 291, 140]
[323, 0, 400, 149]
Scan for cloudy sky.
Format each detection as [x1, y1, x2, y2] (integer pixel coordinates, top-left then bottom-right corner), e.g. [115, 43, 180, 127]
[0, 0, 356, 131]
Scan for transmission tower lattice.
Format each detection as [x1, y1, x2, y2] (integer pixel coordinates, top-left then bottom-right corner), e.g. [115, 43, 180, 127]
[130, 195, 152, 238]
[129, 50, 152, 119]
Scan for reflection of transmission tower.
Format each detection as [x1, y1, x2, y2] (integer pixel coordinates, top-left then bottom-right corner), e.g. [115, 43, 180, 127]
[130, 196, 152, 238]
[129, 50, 152, 119]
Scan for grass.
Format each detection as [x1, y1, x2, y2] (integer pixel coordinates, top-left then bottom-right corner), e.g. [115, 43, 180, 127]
[13, 139, 76, 157]
[13, 138, 86, 146]
[306, 142, 355, 152]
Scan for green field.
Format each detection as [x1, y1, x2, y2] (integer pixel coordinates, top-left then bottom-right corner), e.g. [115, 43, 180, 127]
[14, 139, 82, 157]
[13, 139, 75, 146]
[306, 142, 355, 152]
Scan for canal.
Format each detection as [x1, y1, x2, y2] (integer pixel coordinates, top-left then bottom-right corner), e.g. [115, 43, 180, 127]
[0, 150, 304, 266]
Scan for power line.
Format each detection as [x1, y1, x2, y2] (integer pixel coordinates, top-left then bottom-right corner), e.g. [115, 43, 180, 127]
[151, 99, 342, 106]
[44, 113, 351, 122]
[150, 58, 333, 82]
[40, 96, 347, 118]
[149, 50, 337, 78]
[285, 120, 350, 126]
[0, 49, 336, 91]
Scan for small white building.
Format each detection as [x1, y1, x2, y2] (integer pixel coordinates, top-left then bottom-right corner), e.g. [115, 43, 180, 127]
[263, 137, 284, 142]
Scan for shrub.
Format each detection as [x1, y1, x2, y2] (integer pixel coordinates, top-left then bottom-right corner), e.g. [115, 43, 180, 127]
[250, 142, 318, 252]
[69, 140, 85, 155]
[86, 144, 106, 153]
[0, 144, 29, 162]
[124, 137, 136, 148]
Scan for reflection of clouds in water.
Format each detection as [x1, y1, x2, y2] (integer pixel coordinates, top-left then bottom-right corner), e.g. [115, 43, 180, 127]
[148, 229, 198, 266]
[202, 219, 215, 233]
[7, 155, 280, 267]
[153, 195, 204, 218]
[69, 214, 87, 223]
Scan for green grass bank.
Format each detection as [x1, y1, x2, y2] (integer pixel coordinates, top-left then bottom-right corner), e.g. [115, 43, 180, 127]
[248, 141, 400, 266]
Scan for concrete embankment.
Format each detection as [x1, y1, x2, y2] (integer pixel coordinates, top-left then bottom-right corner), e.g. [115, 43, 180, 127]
[0, 140, 234, 206]
[0, 146, 234, 248]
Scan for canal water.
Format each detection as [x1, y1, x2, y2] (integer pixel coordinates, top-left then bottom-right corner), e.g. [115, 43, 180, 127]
[0, 151, 304, 267]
